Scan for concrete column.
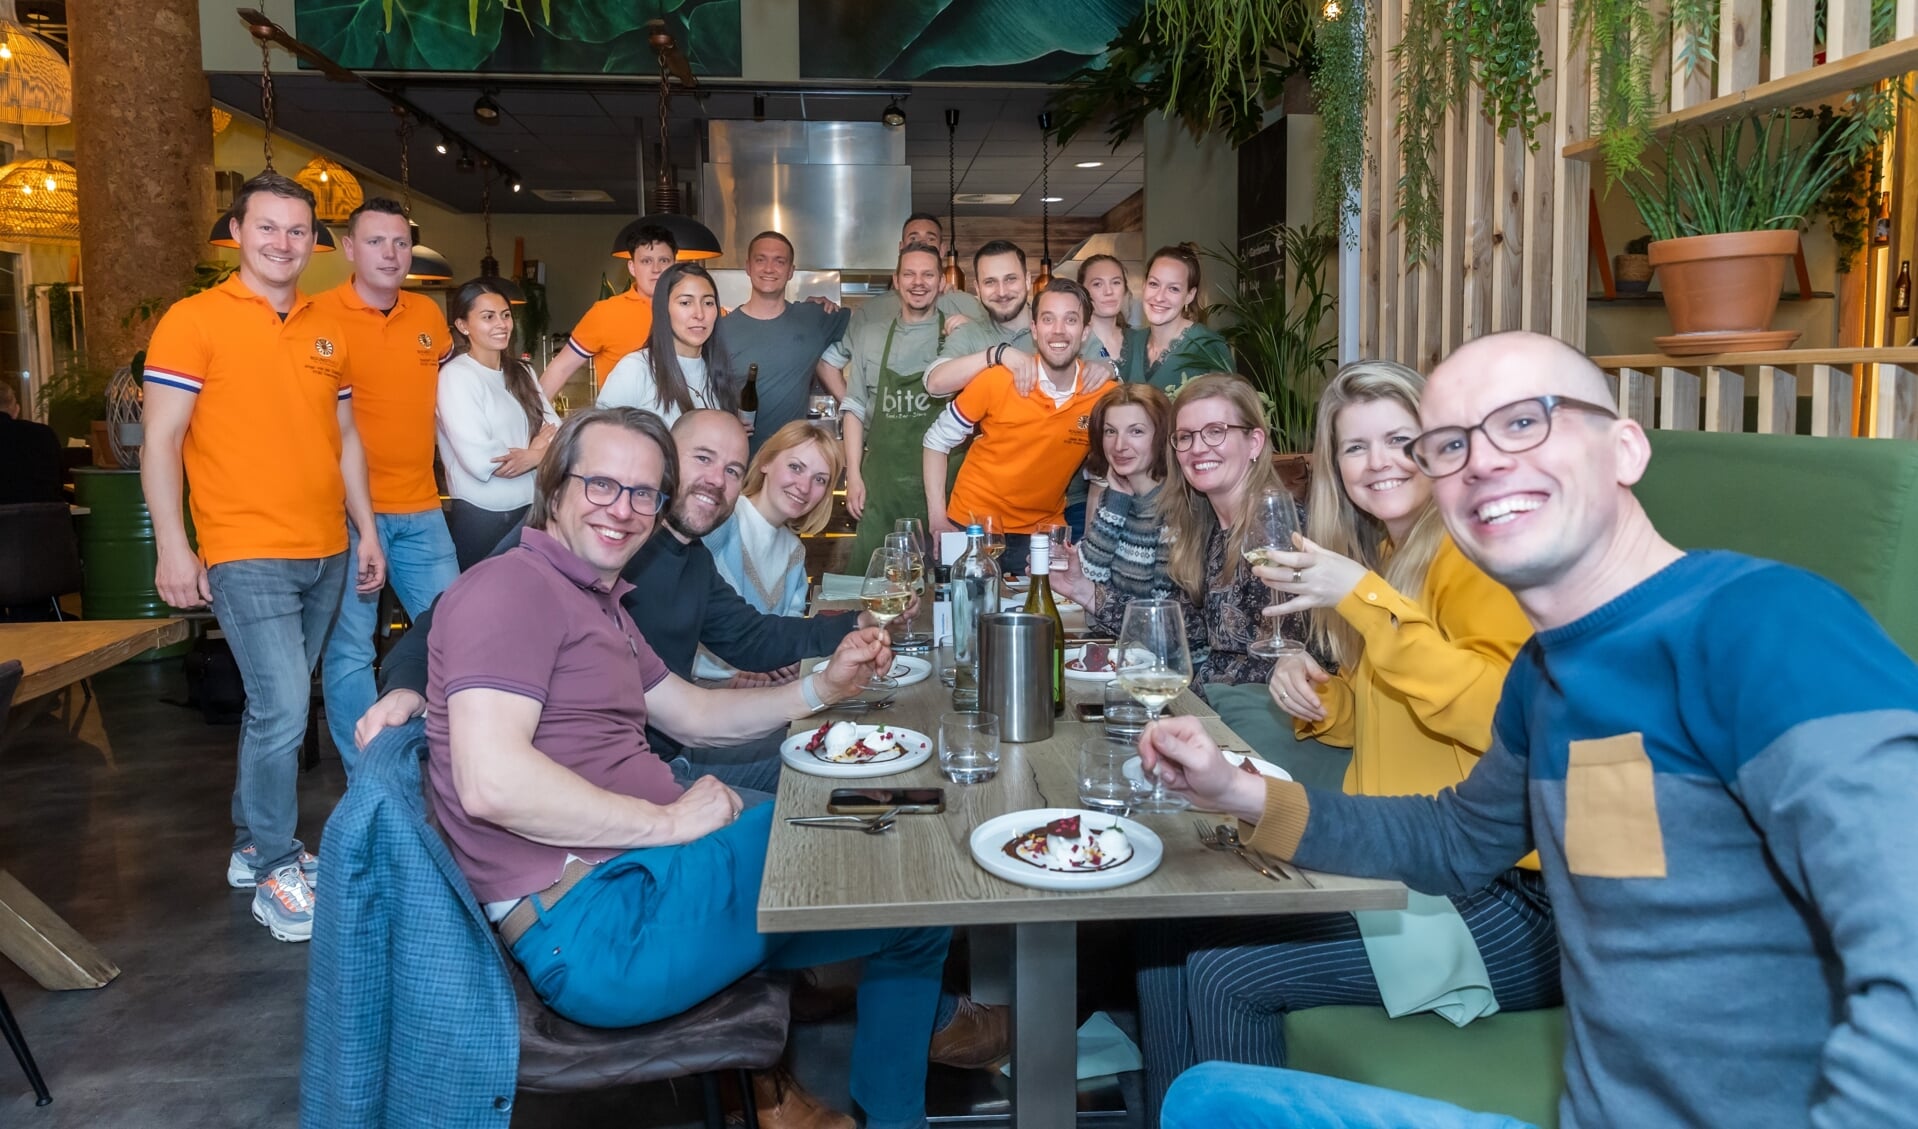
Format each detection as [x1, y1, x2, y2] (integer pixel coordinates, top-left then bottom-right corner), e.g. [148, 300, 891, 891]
[72, 0, 216, 373]
[1143, 115, 1238, 306]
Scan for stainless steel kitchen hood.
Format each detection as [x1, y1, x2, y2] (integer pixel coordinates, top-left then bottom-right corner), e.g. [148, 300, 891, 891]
[701, 120, 911, 272]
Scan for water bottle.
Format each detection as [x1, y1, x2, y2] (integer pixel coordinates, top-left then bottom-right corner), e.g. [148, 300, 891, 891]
[951, 523, 1000, 709]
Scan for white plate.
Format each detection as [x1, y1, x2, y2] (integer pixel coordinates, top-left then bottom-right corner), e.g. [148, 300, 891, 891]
[1062, 644, 1119, 683]
[780, 723, 934, 778]
[1000, 593, 1082, 613]
[970, 808, 1164, 892]
[808, 654, 933, 688]
[1123, 751, 1293, 786]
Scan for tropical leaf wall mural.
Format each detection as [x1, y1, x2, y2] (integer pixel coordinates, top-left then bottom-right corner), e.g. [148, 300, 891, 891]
[799, 0, 1144, 81]
[293, 0, 743, 76]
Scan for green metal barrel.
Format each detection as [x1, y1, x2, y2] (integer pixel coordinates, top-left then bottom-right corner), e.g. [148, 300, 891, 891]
[73, 468, 190, 661]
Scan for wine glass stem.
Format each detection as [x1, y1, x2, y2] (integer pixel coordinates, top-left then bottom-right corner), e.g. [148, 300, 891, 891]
[1145, 704, 1169, 801]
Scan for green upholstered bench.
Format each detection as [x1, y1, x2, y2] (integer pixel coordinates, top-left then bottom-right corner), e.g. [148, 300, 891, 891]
[1277, 430, 1918, 1123]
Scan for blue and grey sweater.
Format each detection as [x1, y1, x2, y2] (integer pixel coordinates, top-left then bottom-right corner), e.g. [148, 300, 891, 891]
[1282, 551, 1918, 1128]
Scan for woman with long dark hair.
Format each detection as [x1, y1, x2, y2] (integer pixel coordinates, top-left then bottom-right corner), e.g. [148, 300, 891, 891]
[435, 277, 557, 569]
[1121, 244, 1233, 392]
[597, 262, 736, 424]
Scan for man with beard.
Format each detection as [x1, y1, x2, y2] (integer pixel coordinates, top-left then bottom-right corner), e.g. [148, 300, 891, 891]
[710, 231, 851, 457]
[360, 409, 886, 790]
[538, 223, 678, 397]
[835, 213, 985, 334]
[837, 243, 953, 564]
[923, 279, 1106, 575]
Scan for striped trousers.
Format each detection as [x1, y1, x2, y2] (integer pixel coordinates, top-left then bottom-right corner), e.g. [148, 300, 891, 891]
[1135, 868, 1562, 1126]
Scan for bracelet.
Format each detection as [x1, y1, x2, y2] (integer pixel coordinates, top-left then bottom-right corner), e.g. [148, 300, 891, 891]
[991, 343, 1007, 369]
[799, 672, 828, 713]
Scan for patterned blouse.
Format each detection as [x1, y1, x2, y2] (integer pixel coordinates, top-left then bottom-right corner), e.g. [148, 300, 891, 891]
[1188, 506, 1317, 694]
[1084, 484, 1178, 637]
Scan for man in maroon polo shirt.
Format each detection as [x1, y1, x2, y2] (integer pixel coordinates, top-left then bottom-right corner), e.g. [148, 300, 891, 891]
[424, 405, 952, 1129]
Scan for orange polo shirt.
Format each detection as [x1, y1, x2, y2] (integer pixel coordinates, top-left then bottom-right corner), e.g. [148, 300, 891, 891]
[944, 361, 1102, 533]
[144, 276, 353, 566]
[566, 284, 653, 387]
[312, 280, 450, 514]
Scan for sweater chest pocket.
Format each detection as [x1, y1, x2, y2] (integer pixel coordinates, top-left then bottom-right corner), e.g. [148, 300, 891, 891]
[1564, 732, 1668, 879]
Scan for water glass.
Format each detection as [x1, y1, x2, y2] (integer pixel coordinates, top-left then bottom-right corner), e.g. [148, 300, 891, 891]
[1102, 680, 1150, 740]
[939, 711, 1001, 784]
[1078, 735, 1142, 814]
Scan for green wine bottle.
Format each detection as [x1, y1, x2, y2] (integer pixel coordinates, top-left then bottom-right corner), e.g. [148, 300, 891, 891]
[1023, 534, 1066, 716]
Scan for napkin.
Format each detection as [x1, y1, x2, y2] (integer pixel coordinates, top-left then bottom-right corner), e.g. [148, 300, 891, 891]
[998, 1010, 1143, 1080]
[1352, 893, 1500, 1027]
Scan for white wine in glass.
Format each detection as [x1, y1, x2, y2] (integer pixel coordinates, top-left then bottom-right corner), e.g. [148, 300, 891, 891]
[861, 548, 913, 626]
[1116, 598, 1195, 815]
[1246, 487, 1309, 660]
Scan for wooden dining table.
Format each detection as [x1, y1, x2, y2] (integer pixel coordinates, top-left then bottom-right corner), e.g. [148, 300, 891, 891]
[759, 633, 1405, 1127]
[1, 617, 188, 989]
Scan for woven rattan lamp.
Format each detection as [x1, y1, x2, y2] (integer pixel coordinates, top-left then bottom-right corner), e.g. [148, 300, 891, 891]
[294, 156, 363, 223]
[0, 157, 77, 243]
[0, 1, 69, 126]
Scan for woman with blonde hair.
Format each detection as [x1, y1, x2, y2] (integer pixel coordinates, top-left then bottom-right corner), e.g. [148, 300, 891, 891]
[1135, 360, 1561, 1124]
[1158, 373, 1314, 693]
[695, 419, 843, 683]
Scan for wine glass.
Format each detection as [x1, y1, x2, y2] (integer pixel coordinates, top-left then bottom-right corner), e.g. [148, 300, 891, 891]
[1044, 522, 1071, 572]
[860, 547, 913, 628]
[889, 521, 932, 648]
[971, 513, 1008, 562]
[1245, 487, 1310, 660]
[1115, 598, 1195, 815]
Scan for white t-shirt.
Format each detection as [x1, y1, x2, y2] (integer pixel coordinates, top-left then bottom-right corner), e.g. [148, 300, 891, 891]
[435, 352, 559, 513]
[597, 347, 716, 426]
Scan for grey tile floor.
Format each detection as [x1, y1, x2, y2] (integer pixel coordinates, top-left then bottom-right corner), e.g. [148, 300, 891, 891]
[0, 664, 1148, 1128]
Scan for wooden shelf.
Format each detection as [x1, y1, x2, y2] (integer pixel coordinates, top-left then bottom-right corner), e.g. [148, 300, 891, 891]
[1564, 37, 1918, 160]
[1590, 347, 1918, 368]
[1588, 292, 1834, 306]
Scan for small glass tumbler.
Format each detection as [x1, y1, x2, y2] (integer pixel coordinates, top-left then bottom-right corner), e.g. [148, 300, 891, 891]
[939, 711, 1001, 784]
[1102, 680, 1151, 740]
[1078, 734, 1141, 814]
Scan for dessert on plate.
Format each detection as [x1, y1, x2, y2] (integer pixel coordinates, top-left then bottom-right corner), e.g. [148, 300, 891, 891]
[804, 721, 908, 764]
[1004, 814, 1133, 872]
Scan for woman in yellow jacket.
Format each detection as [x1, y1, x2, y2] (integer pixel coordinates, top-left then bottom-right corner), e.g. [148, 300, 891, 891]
[1136, 361, 1563, 1124]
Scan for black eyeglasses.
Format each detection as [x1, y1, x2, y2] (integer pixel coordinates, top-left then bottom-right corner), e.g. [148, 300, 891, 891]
[1171, 422, 1261, 451]
[569, 473, 670, 515]
[1409, 396, 1617, 478]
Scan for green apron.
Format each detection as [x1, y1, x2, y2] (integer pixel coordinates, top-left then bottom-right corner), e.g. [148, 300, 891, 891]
[848, 319, 961, 565]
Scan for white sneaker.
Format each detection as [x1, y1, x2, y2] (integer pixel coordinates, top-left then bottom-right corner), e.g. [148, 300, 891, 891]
[228, 845, 319, 890]
[250, 864, 316, 943]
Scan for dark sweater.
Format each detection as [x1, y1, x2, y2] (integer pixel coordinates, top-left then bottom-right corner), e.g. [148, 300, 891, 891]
[379, 521, 858, 758]
[0, 412, 64, 505]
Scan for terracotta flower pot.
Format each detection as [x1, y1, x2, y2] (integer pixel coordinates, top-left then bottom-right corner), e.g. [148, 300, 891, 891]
[1646, 230, 1799, 335]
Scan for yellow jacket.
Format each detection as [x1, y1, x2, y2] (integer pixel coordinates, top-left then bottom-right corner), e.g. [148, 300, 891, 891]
[1299, 536, 1532, 804]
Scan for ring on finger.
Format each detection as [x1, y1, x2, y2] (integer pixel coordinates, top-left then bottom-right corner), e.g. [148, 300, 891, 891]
[1292, 568, 1304, 584]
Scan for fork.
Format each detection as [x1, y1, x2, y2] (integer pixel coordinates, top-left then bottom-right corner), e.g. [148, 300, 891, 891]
[1193, 819, 1282, 881]
[1216, 824, 1313, 886]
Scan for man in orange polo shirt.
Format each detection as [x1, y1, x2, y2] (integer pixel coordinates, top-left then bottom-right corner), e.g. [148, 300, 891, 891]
[536, 222, 677, 397]
[142, 172, 386, 943]
[314, 197, 458, 777]
[922, 278, 1103, 576]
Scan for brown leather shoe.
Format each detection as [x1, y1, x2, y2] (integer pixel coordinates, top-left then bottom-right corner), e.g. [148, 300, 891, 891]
[745, 1067, 854, 1129]
[927, 995, 1010, 1070]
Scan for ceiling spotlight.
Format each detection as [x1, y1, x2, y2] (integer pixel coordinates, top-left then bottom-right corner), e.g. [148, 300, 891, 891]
[1075, 160, 1104, 168]
[753, 93, 766, 121]
[510, 179, 523, 193]
[881, 99, 906, 128]
[473, 90, 503, 125]
[434, 133, 450, 156]
[456, 149, 476, 173]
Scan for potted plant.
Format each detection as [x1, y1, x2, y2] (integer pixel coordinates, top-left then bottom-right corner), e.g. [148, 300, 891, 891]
[1622, 99, 1892, 353]
[1198, 223, 1338, 496]
[1615, 234, 1654, 293]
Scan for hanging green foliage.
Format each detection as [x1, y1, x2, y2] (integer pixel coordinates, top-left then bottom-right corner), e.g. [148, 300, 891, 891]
[1449, 0, 1550, 142]
[1394, 0, 1463, 264]
[1575, 0, 1660, 183]
[1312, 5, 1371, 237]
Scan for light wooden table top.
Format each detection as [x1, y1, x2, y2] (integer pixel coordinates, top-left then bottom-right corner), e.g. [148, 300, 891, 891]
[758, 651, 1405, 933]
[0, 619, 189, 702]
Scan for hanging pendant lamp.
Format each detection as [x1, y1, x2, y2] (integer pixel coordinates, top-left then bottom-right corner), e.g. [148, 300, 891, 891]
[477, 168, 525, 303]
[0, 0, 70, 126]
[942, 108, 965, 292]
[294, 156, 364, 223]
[209, 25, 335, 252]
[612, 28, 720, 262]
[388, 110, 451, 284]
[0, 156, 77, 243]
[1032, 112, 1054, 298]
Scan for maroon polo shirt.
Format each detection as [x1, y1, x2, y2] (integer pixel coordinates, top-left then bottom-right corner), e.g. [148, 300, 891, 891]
[425, 526, 682, 902]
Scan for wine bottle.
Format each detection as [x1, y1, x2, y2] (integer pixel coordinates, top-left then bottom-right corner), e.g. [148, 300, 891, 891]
[951, 525, 999, 710]
[1895, 262, 1912, 317]
[1023, 534, 1066, 716]
[740, 362, 760, 430]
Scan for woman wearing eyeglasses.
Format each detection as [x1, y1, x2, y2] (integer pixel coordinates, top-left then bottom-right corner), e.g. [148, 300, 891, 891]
[1158, 373, 1316, 694]
[437, 278, 560, 570]
[1134, 362, 1562, 1125]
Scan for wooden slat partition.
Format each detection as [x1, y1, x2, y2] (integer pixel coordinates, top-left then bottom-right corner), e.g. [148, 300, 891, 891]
[1811, 365, 1857, 436]
[1772, 0, 1816, 79]
[1827, 0, 1873, 60]
[1755, 365, 1798, 434]
[1879, 365, 1918, 438]
[1618, 366, 1657, 425]
[1719, 0, 1762, 93]
[1901, 0, 1918, 42]
[1704, 366, 1746, 431]
[1659, 367, 1702, 430]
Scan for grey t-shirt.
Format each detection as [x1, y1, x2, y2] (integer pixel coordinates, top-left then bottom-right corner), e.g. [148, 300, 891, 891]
[840, 314, 944, 424]
[712, 301, 851, 456]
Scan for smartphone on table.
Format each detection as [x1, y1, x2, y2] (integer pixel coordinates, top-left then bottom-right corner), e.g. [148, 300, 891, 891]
[827, 787, 946, 815]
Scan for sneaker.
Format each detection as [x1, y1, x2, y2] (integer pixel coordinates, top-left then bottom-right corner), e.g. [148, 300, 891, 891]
[250, 864, 316, 943]
[227, 845, 319, 890]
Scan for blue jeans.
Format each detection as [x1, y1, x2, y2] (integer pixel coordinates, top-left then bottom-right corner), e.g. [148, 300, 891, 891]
[1163, 1062, 1538, 1129]
[321, 509, 460, 774]
[207, 554, 347, 877]
[508, 805, 948, 1128]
